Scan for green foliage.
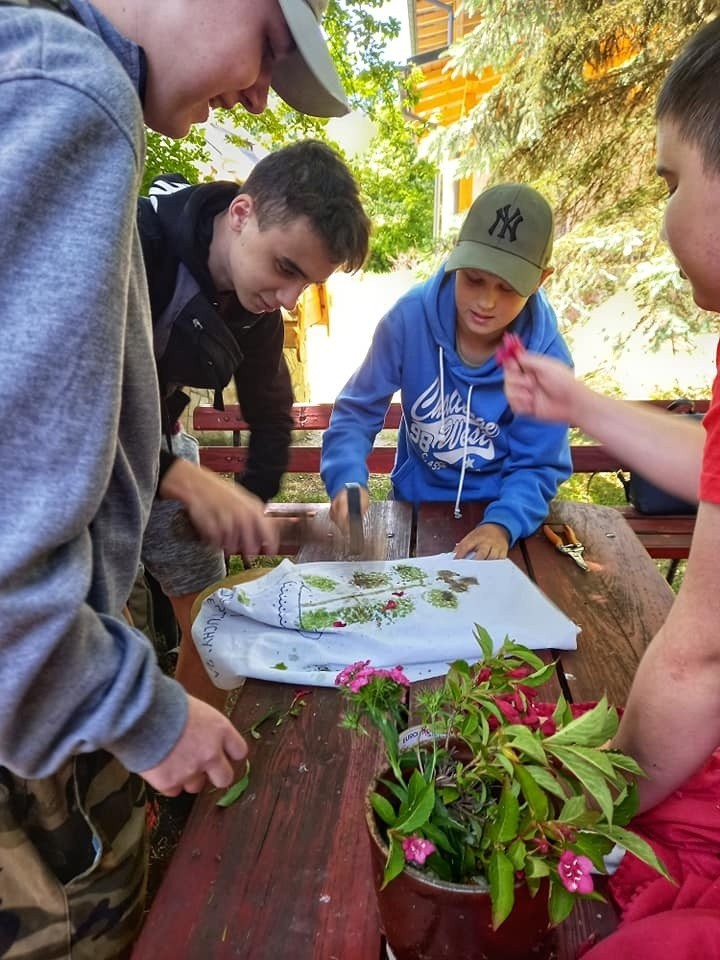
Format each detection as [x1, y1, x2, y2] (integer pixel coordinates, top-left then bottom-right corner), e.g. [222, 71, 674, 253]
[353, 106, 437, 271]
[431, 0, 716, 345]
[140, 0, 435, 270]
[340, 632, 670, 928]
[142, 128, 210, 193]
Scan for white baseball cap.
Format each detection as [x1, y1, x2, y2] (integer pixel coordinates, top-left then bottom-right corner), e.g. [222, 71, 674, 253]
[273, 0, 350, 117]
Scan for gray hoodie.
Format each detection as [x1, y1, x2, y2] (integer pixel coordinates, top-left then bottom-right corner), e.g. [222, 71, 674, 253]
[0, 1, 187, 776]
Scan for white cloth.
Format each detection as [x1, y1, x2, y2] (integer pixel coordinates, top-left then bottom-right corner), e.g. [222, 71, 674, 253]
[192, 554, 580, 689]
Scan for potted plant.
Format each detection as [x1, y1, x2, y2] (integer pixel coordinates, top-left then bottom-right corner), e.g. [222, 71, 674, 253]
[336, 627, 670, 960]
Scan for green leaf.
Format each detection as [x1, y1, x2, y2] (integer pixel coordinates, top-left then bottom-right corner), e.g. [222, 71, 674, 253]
[216, 763, 250, 807]
[504, 724, 547, 764]
[559, 794, 592, 823]
[370, 792, 397, 827]
[544, 698, 618, 748]
[513, 762, 550, 820]
[517, 661, 557, 688]
[548, 879, 576, 925]
[491, 783, 520, 843]
[606, 751, 646, 776]
[473, 624, 494, 661]
[523, 764, 566, 800]
[552, 695, 572, 728]
[525, 856, 550, 878]
[594, 825, 673, 882]
[422, 821, 456, 855]
[612, 781, 639, 826]
[544, 744, 615, 822]
[507, 839, 527, 870]
[382, 834, 406, 889]
[394, 780, 435, 834]
[426, 851, 453, 881]
[488, 849, 515, 929]
[574, 832, 614, 872]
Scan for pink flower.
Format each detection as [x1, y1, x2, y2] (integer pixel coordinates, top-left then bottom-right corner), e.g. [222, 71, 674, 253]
[335, 660, 370, 687]
[388, 666, 411, 686]
[336, 660, 411, 692]
[495, 331, 525, 365]
[348, 673, 372, 693]
[474, 667, 492, 684]
[333, 620, 347, 628]
[558, 850, 594, 894]
[384, 600, 398, 610]
[402, 836, 436, 866]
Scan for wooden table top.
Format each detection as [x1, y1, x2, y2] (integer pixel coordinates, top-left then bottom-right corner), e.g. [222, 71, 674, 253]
[132, 500, 674, 960]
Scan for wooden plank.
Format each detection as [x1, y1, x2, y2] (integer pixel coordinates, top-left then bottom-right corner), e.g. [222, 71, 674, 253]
[521, 501, 674, 706]
[199, 445, 397, 475]
[132, 682, 385, 959]
[413, 501, 487, 557]
[193, 401, 403, 433]
[294, 501, 412, 563]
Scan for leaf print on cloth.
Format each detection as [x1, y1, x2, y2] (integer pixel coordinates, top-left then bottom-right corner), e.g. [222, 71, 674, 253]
[302, 575, 339, 592]
[191, 555, 580, 689]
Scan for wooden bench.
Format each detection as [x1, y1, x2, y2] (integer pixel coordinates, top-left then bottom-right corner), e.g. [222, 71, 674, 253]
[193, 399, 706, 573]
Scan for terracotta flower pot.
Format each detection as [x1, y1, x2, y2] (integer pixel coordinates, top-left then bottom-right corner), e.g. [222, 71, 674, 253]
[365, 781, 552, 960]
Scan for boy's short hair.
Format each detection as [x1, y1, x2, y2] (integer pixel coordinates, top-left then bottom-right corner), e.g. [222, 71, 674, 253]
[240, 140, 370, 272]
[656, 17, 720, 175]
[445, 183, 554, 297]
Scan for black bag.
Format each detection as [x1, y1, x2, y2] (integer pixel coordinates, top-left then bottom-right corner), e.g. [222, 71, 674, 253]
[618, 399, 703, 515]
[156, 291, 242, 400]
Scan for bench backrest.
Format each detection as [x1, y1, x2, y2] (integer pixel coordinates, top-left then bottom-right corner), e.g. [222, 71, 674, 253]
[193, 399, 710, 476]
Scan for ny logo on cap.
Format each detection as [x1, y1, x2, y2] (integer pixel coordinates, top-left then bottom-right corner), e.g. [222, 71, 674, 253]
[489, 205, 523, 243]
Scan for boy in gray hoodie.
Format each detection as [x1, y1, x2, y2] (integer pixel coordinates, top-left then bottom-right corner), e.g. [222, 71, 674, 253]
[0, 0, 348, 954]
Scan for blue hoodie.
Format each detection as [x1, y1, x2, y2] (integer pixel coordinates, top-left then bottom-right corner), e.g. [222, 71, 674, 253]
[321, 266, 573, 544]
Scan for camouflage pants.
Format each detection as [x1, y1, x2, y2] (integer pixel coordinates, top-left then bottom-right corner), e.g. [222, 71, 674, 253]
[0, 752, 148, 959]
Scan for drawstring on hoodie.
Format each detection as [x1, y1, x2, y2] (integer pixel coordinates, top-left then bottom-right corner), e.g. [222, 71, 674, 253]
[438, 346, 446, 441]
[453, 384, 473, 518]
[438, 344, 473, 519]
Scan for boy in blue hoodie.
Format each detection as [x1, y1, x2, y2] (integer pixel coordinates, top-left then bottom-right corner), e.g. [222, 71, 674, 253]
[321, 183, 573, 560]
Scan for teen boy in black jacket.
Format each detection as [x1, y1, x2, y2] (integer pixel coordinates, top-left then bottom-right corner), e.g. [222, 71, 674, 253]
[138, 140, 371, 705]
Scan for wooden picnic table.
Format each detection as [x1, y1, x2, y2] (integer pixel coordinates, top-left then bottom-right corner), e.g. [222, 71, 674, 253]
[132, 500, 674, 960]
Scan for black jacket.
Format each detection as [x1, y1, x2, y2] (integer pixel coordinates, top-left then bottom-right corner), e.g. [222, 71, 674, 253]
[138, 174, 293, 502]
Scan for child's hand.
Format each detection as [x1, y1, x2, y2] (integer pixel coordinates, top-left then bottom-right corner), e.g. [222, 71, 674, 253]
[454, 523, 509, 560]
[329, 484, 370, 536]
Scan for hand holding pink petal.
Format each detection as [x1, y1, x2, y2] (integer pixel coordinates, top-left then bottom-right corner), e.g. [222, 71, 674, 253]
[495, 332, 525, 366]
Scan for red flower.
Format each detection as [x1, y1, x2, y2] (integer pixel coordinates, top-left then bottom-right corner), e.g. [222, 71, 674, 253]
[333, 620, 346, 628]
[507, 666, 532, 679]
[384, 600, 398, 610]
[495, 331, 525, 365]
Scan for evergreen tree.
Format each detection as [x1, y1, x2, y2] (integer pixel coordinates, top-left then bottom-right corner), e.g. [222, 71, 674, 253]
[434, 1, 716, 347]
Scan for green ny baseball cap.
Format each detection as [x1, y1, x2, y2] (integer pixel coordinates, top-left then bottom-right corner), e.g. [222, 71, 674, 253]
[273, 0, 350, 118]
[445, 183, 554, 297]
